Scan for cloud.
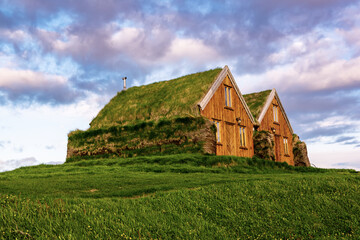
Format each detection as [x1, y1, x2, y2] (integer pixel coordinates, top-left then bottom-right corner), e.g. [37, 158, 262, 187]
[265, 57, 360, 93]
[0, 29, 28, 42]
[0, 157, 39, 172]
[248, 28, 360, 94]
[162, 38, 219, 64]
[36, 28, 114, 65]
[236, 19, 360, 149]
[344, 141, 360, 146]
[0, 0, 357, 102]
[294, 112, 360, 142]
[45, 145, 55, 150]
[1, 2, 359, 112]
[331, 136, 360, 146]
[333, 161, 360, 171]
[302, 125, 350, 141]
[11, 0, 140, 28]
[338, 27, 360, 46]
[0, 68, 66, 87]
[3, 0, 357, 79]
[107, 26, 174, 64]
[13, 146, 23, 153]
[333, 136, 355, 143]
[0, 68, 82, 104]
[0, 140, 10, 148]
[309, 148, 360, 171]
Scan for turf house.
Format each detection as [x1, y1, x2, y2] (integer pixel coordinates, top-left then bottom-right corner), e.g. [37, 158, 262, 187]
[67, 66, 310, 166]
[244, 89, 310, 166]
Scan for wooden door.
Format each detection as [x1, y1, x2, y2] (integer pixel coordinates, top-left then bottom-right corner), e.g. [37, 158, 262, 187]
[274, 134, 281, 162]
[225, 122, 236, 156]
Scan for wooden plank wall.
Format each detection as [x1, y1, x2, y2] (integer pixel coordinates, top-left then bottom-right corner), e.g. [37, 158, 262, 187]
[258, 97, 294, 165]
[201, 75, 254, 157]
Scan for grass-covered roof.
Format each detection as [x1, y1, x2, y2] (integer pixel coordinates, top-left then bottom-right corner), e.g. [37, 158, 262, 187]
[90, 68, 222, 129]
[243, 90, 272, 120]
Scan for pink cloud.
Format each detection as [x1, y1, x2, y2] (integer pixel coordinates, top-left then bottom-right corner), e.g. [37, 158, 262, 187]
[0, 68, 81, 104]
[0, 68, 67, 90]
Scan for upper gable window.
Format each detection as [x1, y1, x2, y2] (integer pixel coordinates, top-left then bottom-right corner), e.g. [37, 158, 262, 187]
[273, 105, 278, 122]
[225, 86, 232, 107]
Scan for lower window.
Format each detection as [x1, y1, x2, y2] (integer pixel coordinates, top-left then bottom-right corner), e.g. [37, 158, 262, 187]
[283, 137, 289, 155]
[240, 126, 246, 147]
[213, 120, 221, 143]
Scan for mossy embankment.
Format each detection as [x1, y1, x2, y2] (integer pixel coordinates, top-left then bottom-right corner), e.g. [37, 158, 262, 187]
[67, 117, 216, 162]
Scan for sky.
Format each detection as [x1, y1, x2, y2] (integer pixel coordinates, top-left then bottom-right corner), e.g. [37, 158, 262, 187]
[1, 0, 360, 172]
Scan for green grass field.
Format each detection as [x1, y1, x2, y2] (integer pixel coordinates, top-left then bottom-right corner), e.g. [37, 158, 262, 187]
[1, 154, 359, 239]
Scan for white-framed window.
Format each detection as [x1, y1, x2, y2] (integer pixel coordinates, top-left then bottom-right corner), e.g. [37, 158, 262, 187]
[213, 120, 221, 143]
[283, 137, 289, 155]
[225, 86, 232, 107]
[273, 105, 278, 122]
[240, 126, 246, 147]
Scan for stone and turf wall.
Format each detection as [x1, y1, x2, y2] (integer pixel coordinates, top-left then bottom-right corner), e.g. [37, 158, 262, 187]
[66, 117, 216, 162]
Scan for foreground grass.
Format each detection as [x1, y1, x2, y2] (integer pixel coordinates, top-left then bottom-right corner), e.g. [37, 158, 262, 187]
[1, 154, 359, 239]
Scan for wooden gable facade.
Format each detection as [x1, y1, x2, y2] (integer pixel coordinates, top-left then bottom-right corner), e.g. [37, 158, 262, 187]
[198, 66, 256, 157]
[257, 89, 294, 165]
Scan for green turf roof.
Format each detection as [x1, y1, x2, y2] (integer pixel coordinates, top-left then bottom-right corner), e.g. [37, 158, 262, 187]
[243, 90, 272, 120]
[90, 68, 222, 129]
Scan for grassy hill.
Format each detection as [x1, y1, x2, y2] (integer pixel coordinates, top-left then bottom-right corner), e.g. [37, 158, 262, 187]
[89, 68, 222, 129]
[1, 154, 359, 239]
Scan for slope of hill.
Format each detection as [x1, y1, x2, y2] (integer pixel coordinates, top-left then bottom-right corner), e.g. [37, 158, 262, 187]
[90, 68, 222, 129]
[1, 154, 359, 239]
[243, 89, 272, 121]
